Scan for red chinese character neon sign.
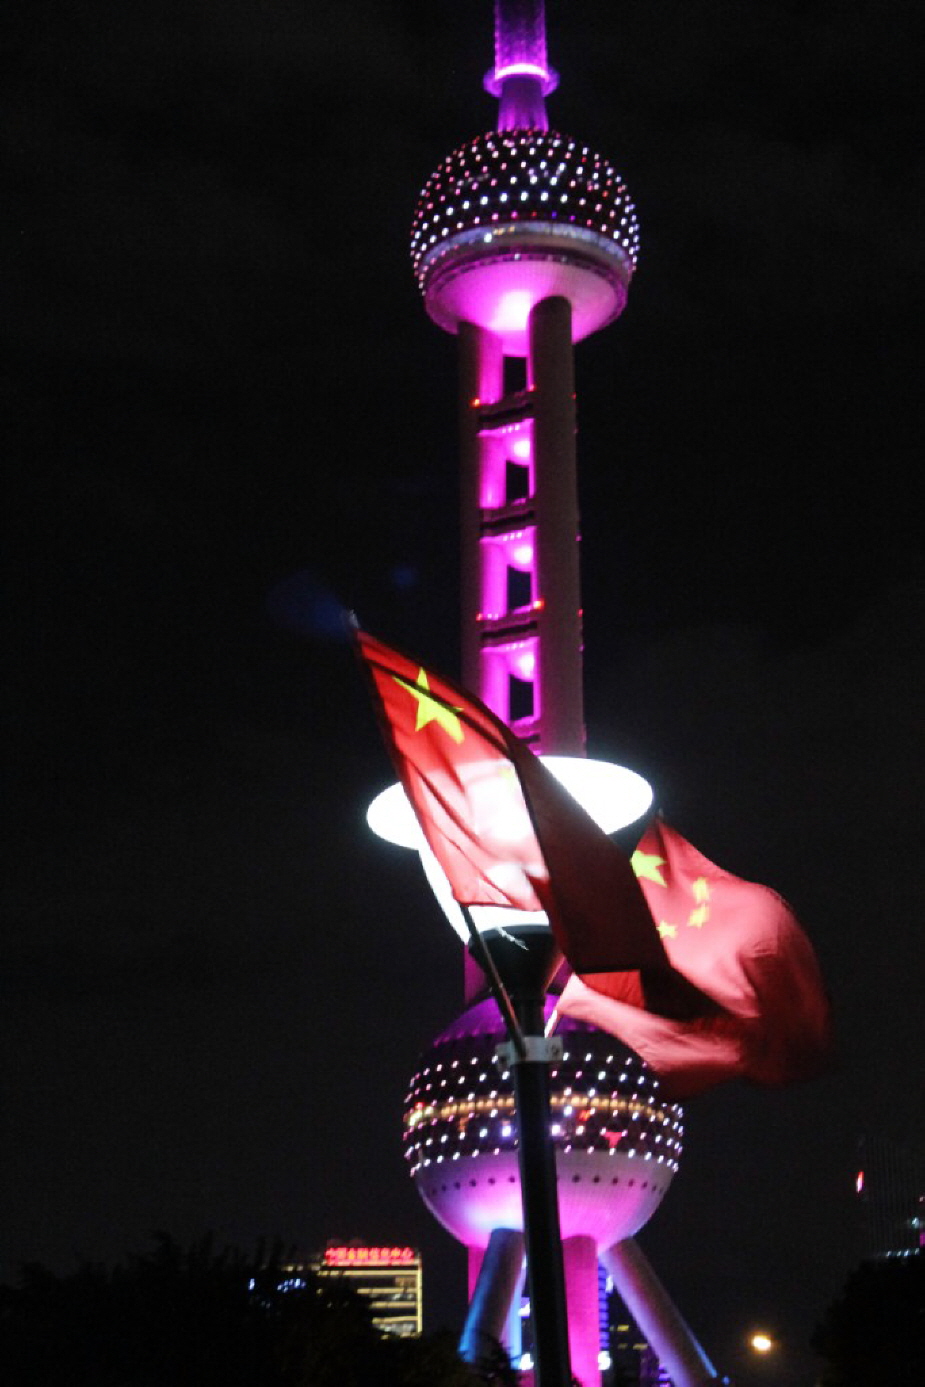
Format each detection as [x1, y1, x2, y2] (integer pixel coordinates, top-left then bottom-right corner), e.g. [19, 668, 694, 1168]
[324, 1245, 416, 1266]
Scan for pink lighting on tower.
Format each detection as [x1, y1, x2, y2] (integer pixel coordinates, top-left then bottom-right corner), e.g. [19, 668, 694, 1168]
[492, 289, 533, 334]
[391, 4, 715, 1384]
[510, 539, 535, 569]
[485, 0, 558, 130]
[494, 61, 548, 83]
[490, 1, 550, 81]
[513, 646, 536, 679]
[404, 1001, 682, 1253]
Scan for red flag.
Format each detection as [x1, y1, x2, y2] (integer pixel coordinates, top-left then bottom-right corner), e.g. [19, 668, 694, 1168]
[558, 819, 832, 1097]
[356, 631, 666, 974]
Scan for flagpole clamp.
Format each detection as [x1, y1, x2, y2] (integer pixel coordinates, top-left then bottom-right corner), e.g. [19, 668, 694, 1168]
[496, 1036, 564, 1068]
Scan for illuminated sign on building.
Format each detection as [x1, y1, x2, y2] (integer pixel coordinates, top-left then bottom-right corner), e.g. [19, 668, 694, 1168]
[294, 1246, 423, 1338]
[323, 1245, 416, 1266]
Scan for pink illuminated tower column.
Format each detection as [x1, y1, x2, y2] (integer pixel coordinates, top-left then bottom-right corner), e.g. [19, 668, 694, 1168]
[411, 4, 639, 762]
[412, 9, 639, 988]
[399, 7, 716, 1386]
[411, 3, 638, 1381]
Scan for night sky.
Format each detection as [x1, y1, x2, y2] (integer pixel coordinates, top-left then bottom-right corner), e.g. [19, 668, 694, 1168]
[4, 2, 923, 1383]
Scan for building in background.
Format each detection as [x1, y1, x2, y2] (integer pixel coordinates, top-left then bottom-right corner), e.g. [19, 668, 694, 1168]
[281, 1244, 422, 1338]
[856, 1135, 924, 1260]
[607, 1286, 670, 1387]
[516, 1260, 669, 1385]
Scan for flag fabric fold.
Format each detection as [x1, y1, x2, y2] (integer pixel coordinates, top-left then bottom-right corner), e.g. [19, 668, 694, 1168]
[356, 629, 832, 1097]
[355, 630, 665, 974]
[558, 819, 832, 1097]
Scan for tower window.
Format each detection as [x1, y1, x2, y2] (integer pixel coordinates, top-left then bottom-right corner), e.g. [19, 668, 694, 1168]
[505, 459, 531, 503]
[503, 355, 526, 395]
[509, 673, 534, 722]
[507, 566, 532, 611]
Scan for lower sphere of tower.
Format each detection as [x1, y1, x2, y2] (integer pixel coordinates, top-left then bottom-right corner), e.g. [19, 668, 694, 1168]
[403, 998, 683, 1251]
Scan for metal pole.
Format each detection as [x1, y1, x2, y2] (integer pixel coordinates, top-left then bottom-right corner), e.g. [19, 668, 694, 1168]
[509, 1039, 571, 1387]
[490, 936, 572, 1387]
[464, 908, 526, 1060]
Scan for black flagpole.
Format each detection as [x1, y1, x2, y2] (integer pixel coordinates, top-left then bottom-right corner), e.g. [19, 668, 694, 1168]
[475, 923, 573, 1387]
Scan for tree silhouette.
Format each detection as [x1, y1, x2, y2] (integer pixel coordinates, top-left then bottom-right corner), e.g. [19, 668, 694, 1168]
[0, 1235, 489, 1387]
[812, 1250, 924, 1386]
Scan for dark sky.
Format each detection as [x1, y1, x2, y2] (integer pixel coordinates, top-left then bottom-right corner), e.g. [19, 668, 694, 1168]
[4, 2, 923, 1382]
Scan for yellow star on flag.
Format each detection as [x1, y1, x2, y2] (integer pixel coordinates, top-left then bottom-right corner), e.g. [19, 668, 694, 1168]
[657, 922, 678, 939]
[692, 877, 711, 903]
[631, 850, 667, 887]
[394, 668, 464, 744]
[687, 905, 709, 928]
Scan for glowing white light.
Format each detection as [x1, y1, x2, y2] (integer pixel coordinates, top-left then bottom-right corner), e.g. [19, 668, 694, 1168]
[367, 755, 652, 940]
[511, 648, 535, 679]
[368, 756, 649, 848]
[491, 290, 532, 333]
[493, 62, 549, 84]
[510, 435, 531, 461]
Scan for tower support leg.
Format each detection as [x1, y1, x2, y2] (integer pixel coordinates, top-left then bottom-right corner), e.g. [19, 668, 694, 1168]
[602, 1238, 718, 1387]
[460, 1228, 525, 1365]
[563, 1234, 602, 1387]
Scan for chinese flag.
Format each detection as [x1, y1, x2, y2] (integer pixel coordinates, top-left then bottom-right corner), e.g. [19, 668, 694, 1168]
[355, 631, 666, 974]
[356, 632, 831, 1098]
[558, 819, 833, 1097]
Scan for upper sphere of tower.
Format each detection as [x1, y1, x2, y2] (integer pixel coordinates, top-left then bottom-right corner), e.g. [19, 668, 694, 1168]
[411, 129, 640, 354]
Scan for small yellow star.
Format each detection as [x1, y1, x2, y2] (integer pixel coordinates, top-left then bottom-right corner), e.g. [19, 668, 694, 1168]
[687, 905, 709, 928]
[692, 877, 711, 904]
[393, 668, 464, 744]
[631, 850, 667, 887]
[657, 922, 678, 939]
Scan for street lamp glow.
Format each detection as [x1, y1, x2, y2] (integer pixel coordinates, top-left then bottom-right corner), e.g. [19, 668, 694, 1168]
[749, 1332, 774, 1354]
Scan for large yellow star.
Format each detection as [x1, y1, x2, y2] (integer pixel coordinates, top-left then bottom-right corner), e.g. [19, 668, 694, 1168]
[393, 668, 464, 744]
[631, 850, 667, 887]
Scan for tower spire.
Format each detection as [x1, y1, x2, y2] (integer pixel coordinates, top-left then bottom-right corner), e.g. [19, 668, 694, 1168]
[485, 0, 558, 130]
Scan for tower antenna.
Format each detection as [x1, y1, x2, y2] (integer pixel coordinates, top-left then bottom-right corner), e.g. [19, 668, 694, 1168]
[485, 0, 559, 130]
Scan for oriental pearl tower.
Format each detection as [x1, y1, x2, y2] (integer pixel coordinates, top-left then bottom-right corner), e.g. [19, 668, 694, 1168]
[369, 6, 717, 1386]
